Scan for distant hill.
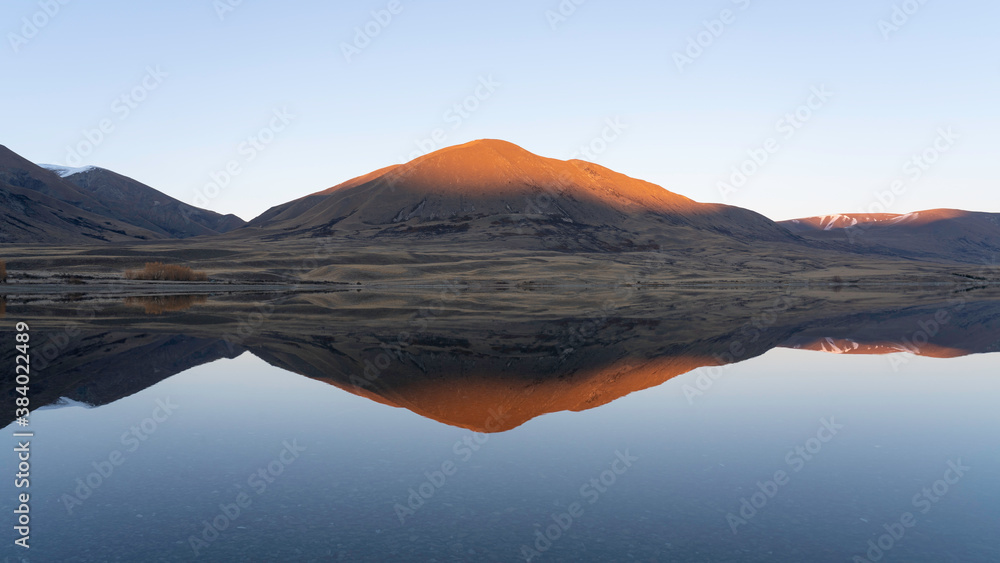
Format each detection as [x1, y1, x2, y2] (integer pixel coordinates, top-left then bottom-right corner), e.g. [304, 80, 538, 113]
[0, 146, 162, 243]
[780, 209, 1000, 265]
[0, 145, 244, 244]
[47, 165, 246, 238]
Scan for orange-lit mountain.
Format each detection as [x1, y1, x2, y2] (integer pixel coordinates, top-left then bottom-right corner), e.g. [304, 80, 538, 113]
[245, 139, 798, 250]
[234, 140, 997, 279]
[780, 209, 1000, 265]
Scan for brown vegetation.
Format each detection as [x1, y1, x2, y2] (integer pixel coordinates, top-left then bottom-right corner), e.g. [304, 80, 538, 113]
[124, 295, 208, 315]
[0, 259, 6, 283]
[125, 262, 208, 282]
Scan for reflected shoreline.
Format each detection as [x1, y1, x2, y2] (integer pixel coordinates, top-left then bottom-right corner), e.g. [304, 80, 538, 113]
[3, 287, 999, 432]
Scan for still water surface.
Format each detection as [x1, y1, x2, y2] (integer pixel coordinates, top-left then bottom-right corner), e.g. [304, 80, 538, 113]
[2, 290, 999, 562]
[4, 346, 999, 561]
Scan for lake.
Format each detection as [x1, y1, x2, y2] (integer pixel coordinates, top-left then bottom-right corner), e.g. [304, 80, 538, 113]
[2, 288, 998, 562]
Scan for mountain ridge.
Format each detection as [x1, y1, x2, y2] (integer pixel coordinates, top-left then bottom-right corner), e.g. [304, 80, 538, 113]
[780, 209, 1000, 265]
[0, 144, 245, 243]
[1, 140, 996, 278]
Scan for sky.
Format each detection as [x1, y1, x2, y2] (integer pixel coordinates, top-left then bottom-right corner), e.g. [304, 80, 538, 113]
[3, 0, 998, 222]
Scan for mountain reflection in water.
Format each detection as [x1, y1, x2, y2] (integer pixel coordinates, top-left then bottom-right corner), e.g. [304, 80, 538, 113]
[4, 287, 997, 432]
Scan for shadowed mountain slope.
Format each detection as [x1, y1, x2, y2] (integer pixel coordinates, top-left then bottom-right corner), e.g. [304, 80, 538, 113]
[0, 144, 244, 243]
[0, 145, 164, 243]
[53, 166, 246, 238]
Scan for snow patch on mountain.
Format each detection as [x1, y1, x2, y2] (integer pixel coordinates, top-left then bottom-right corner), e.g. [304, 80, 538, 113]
[38, 163, 97, 178]
[35, 397, 95, 411]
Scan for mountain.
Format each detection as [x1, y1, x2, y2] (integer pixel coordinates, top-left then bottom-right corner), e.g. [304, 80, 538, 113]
[780, 209, 1000, 265]
[0, 181, 157, 244]
[3, 139, 995, 284]
[42, 164, 246, 238]
[224, 139, 999, 284]
[0, 144, 244, 244]
[0, 147, 163, 243]
[246, 139, 799, 252]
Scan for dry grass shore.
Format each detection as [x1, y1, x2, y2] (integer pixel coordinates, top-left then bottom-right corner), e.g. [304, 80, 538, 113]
[1, 236, 997, 292]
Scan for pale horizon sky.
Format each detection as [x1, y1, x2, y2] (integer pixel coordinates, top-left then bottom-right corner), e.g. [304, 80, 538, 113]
[3, 0, 998, 222]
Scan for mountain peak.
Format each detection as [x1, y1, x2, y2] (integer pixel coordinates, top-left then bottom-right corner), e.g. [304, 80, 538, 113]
[412, 139, 535, 163]
[448, 138, 526, 153]
[381, 138, 569, 194]
[308, 139, 530, 198]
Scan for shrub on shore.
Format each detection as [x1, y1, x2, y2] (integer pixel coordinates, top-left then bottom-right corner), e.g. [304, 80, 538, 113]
[0, 259, 6, 283]
[124, 295, 208, 314]
[125, 262, 209, 282]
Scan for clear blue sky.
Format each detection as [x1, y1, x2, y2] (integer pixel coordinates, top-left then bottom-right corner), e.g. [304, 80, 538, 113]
[3, 0, 998, 221]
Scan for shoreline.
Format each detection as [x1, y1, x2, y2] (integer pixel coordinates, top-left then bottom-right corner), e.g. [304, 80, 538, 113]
[1, 278, 998, 297]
